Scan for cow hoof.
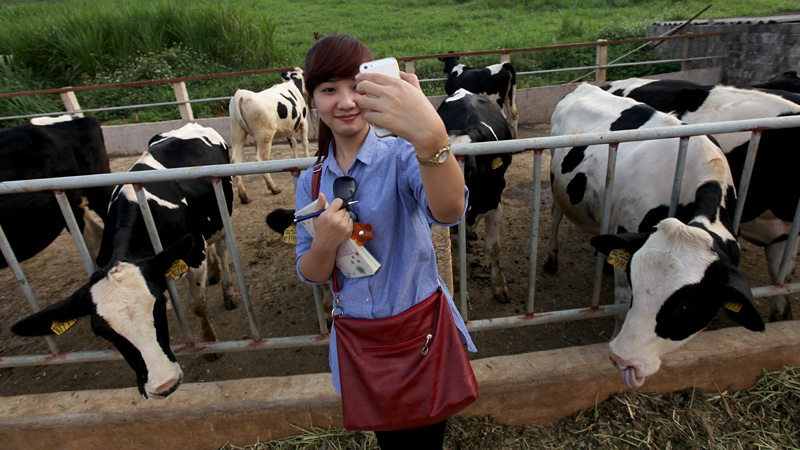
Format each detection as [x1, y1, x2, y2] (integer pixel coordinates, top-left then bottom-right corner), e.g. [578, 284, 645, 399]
[543, 257, 558, 274]
[239, 195, 252, 205]
[270, 187, 282, 195]
[204, 352, 223, 362]
[223, 296, 238, 311]
[493, 290, 510, 304]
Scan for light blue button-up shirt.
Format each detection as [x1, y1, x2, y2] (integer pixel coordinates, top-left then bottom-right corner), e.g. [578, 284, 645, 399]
[295, 127, 477, 393]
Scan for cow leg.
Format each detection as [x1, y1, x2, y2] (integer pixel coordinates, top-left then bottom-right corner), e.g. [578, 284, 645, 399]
[484, 206, 509, 303]
[213, 235, 237, 310]
[79, 197, 104, 262]
[765, 240, 797, 321]
[186, 253, 221, 361]
[299, 121, 310, 157]
[288, 135, 299, 159]
[544, 202, 563, 273]
[505, 101, 519, 139]
[206, 242, 221, 286]
[256, 135, 281, 195]
[229, 120, 251, 204]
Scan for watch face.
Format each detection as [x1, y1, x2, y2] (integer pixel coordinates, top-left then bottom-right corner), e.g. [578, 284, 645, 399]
[437, 149, 450, 163]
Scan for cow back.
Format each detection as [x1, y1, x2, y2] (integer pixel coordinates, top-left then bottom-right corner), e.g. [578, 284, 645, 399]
[0, 117, 112, 267]
[97, 125, 232, 266]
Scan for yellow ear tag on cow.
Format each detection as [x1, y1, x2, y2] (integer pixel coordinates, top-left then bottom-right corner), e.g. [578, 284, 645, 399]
[723, 301, 743, 313]
[607, 249, 631, 271]
[51, 318, 78, 336]
[165, 259, 189, 279]
[283, 223, 297, 244]
[491, 157, 503, 170]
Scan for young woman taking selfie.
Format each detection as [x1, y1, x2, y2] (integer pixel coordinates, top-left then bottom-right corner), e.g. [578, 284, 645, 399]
[295, 34, 478, 449]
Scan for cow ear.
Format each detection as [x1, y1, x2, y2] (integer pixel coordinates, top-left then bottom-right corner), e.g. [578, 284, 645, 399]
[266, 208, 296, 234]
[11, 287, 93, 336]
[590, 232, 651, 257]
[148, 235, 197, 278]
[720, 266, 765, 332]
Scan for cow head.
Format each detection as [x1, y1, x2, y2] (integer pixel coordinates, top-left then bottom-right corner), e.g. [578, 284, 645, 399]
[281, 67, 306, 95]
[11, 236, 197, 399]
[438, 52, 460, 74]
[591, 218, 764, 388]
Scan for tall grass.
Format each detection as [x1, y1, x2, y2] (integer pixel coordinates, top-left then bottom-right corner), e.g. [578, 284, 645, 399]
[0, 0, 279, 86]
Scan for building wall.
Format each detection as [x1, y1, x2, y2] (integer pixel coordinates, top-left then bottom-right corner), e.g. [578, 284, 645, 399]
[647, 20, 800, 87]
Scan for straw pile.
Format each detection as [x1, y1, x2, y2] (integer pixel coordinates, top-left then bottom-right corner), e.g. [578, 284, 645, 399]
[220, 366, 799, 450]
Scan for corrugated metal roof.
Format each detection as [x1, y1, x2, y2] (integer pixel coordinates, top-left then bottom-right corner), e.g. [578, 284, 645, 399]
[654, 13, 800, 26]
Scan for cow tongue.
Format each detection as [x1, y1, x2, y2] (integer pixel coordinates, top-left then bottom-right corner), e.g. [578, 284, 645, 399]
[621, 367, 645, 389]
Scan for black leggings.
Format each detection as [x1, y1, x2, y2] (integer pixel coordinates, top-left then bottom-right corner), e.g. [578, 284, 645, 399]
[374, 420, 447, 450]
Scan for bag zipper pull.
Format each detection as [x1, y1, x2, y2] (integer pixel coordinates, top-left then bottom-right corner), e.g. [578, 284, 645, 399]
[421, 334, 433, 355]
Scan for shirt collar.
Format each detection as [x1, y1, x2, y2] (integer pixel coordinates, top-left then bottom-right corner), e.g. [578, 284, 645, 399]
[323, 125, 383, 176]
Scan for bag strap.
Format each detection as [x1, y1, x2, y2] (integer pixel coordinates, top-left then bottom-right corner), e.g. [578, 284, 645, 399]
[310, 161, 342, 300]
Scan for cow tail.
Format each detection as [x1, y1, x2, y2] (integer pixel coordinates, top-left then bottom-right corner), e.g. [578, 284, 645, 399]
[503, 63, 518, 123]
[232, 91, 253, 135]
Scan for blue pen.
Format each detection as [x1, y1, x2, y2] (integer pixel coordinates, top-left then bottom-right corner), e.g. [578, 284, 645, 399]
[294, 201, 359, 223]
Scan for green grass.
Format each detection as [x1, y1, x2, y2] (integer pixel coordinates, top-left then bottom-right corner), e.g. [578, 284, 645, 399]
[1, 0, 798, 125]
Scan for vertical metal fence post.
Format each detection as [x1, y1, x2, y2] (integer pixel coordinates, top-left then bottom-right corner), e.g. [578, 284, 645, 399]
[777, 196, 800, 284]
[668, 137, 690, 218]
[312, 285, 329, 334]
[133, 183, 196, 344]
[404, 60, 416, 75]
[0, 224, 60, 354]
[53, 190, 96, 275]
[211, 177, 260, 339]
[526, 149, 544, 315]
[457, 158, 468, 320]
[732, 131, 762, 234]
[592, 143, 619, 308]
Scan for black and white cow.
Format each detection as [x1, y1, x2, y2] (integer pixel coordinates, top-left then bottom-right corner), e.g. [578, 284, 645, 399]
[1, 116, 112, 268]
[752, 70, 800, 94]
[440, 53, 518, 138]
[605, 77, 800, 322]
[12, 123, 235, 399]
[548, 84, 765, 388]
[229, 67, 309, 202]
[438, 88, 513, 303]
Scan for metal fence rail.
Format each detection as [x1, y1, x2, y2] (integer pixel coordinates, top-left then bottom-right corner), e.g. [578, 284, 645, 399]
[2, 115, 800, 369]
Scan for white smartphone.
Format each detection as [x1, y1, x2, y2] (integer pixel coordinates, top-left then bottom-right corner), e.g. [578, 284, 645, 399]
[359, 57, 401, 138]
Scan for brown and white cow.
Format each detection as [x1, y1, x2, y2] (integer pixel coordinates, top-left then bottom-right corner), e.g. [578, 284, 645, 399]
[548, 84, 764, 388]
[12, 123, 235, 399]
[229, 67, 309, 202]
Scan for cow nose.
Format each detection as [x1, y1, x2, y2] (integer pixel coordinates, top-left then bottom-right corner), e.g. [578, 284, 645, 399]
[151, 375, 183, 399]
[609, 351, 646, 388]
[609, 351, 632, 371]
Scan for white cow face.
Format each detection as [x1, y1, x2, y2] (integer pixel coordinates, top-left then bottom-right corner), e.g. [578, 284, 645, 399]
[592, 218, 764, 388]
[11, 236, 196, 399]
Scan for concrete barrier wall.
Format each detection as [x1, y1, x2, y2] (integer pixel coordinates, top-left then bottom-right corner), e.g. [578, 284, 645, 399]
[100, 67, 722, 156]
[1, 320, 797, 449]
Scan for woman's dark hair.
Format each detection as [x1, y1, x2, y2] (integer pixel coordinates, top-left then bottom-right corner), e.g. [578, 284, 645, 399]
[305, 34, 373, 161]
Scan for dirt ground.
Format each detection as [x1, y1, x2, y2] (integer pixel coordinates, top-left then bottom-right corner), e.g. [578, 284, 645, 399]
[0, 125, 793, 401]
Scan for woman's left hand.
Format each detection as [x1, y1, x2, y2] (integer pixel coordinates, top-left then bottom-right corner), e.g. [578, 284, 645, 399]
[355, 72, 448, 156]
